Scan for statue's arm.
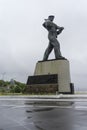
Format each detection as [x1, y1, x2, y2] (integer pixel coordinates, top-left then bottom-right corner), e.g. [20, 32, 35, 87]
[43, 19, 50, 28]
[57, 27, 64, 35]
[56, 25, 62, 29]
[54, 23, 64, 30]
[43, 22, 47, 28]
[42, 21, 51, 30]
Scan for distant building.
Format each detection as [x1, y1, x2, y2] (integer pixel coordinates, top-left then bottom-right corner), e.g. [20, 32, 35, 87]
[10, 79, 15, 86]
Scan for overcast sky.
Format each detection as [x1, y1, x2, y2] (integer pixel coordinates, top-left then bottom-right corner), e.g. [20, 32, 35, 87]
[0, 0, 87, 90]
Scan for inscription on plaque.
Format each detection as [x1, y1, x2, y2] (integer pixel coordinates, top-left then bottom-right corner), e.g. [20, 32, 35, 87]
[27, 74, 58, 85]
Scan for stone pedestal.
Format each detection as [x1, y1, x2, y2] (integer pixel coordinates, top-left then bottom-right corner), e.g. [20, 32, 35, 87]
[34, 59, 71, 93]
[26, 59, 74, 94]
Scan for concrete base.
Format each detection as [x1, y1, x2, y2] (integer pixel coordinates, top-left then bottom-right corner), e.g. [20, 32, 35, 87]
[25, 84, 58, 94]
[34, 59, 71, 93]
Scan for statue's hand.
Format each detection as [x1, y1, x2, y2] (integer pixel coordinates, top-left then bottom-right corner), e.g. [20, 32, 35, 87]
[60, 27, 64, 30]
[57, 27, 64, 35]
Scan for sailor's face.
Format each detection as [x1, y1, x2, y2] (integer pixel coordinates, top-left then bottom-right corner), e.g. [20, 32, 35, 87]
[49, 17, 54, 21]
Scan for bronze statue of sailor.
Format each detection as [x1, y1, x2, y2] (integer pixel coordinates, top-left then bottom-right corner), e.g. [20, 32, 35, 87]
[43, 15, 64, 60]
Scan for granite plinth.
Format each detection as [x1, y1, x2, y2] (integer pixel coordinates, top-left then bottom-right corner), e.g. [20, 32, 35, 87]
[34, 59, 71, 93]
[26, 59, 74, 94]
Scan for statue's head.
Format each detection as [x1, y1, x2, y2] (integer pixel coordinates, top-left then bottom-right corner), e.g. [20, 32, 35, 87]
[48, 15, 55, 21]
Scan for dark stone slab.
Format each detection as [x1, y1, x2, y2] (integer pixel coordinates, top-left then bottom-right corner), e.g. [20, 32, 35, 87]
[70, 83, 74, 94]
[27, 74, 58, 85]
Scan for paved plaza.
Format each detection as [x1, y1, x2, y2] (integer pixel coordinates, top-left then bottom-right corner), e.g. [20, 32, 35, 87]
[0, 96, 87, 130]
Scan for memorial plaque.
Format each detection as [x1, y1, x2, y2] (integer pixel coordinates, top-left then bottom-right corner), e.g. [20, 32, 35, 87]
[27, 74, 58, 85]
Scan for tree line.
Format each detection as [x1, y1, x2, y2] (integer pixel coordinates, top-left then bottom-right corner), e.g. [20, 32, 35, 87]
[0, 80, 26, 93]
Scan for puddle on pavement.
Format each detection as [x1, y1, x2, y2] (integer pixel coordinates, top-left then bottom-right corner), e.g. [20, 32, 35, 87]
[26, 107, 54, 113]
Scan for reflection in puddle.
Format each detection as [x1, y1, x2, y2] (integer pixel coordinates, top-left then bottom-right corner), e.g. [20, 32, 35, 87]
[27, 116, 32, 119]
[25, 101, 74, 109]
[25, 101, 74, 130]
[26, 108, 54, 113]
[35, 124, 45, 130]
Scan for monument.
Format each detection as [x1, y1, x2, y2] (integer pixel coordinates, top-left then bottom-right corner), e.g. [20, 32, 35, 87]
[26, 15, 74, 94]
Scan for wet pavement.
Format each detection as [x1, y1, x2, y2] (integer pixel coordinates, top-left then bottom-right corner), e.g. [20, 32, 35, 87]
[0, 97, 87, 130]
